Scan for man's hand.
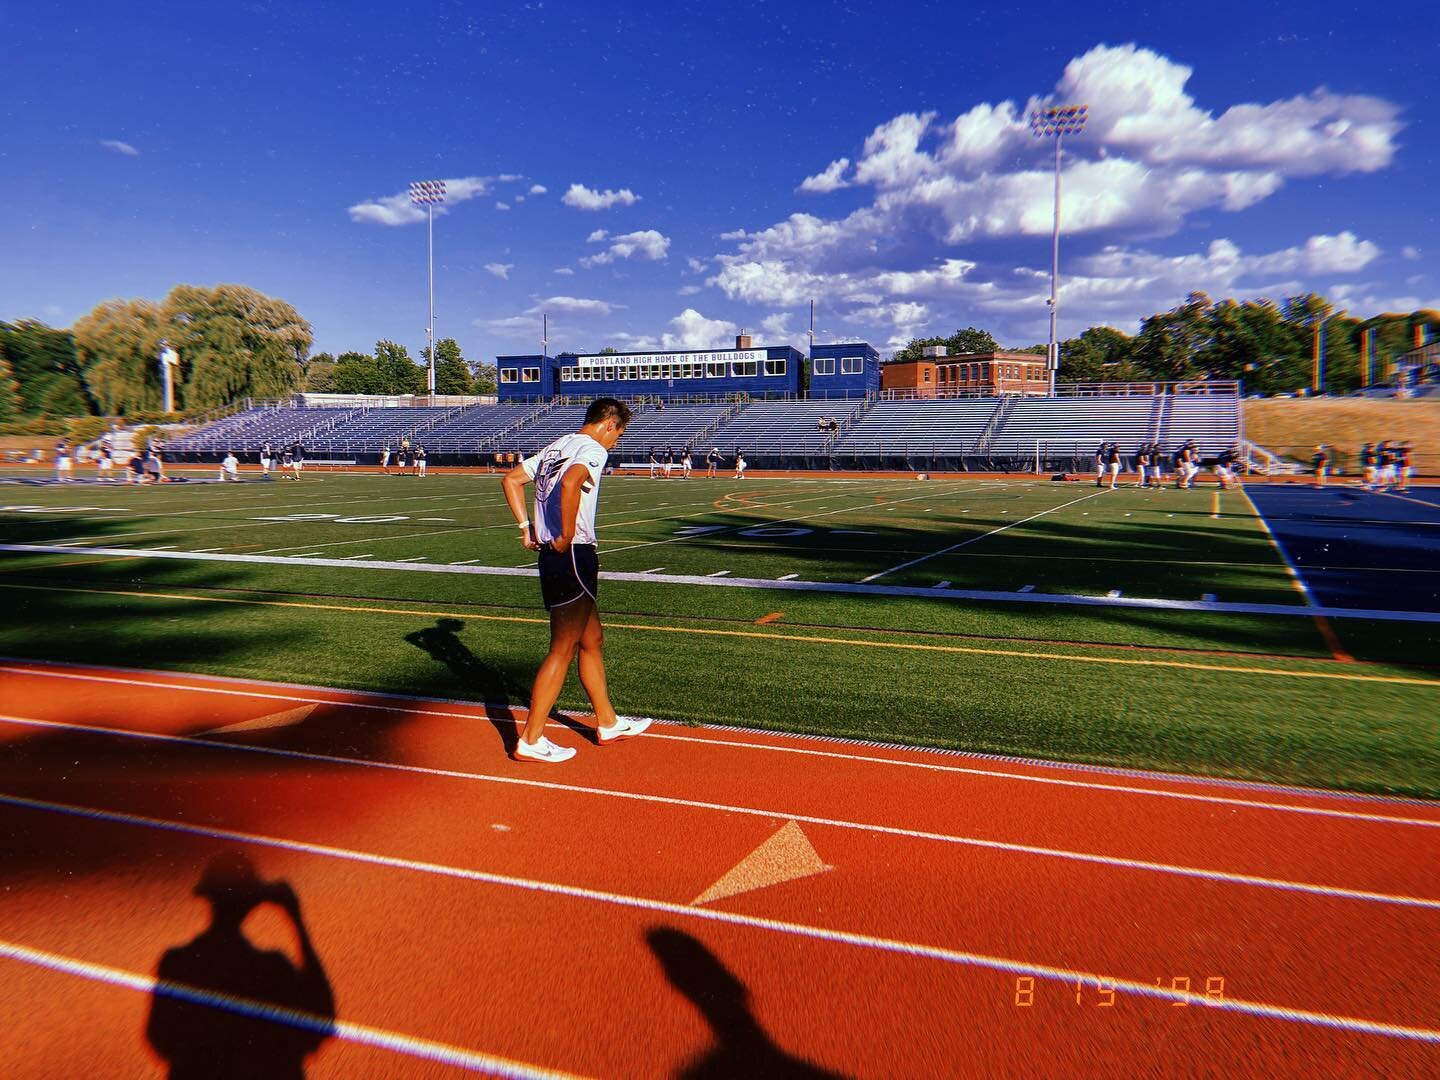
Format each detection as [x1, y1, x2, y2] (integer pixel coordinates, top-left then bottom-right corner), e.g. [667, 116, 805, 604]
[548, 533, 573, 554]
[520, 525, 540, 552]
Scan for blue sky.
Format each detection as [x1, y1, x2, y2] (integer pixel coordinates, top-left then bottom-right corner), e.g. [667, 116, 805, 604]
[3, 1, 1436, 361]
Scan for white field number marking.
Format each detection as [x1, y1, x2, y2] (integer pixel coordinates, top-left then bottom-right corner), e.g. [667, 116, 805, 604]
[253, 513, 411, 525]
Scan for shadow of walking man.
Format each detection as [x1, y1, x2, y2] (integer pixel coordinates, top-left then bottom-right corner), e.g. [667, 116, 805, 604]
[146, 850, 335, 1079]
[405, 617, 591, 749]
[647, 927, 846, 1079]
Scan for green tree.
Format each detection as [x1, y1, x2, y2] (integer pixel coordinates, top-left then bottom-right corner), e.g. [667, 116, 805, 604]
[163, 284, 310, 409]
[1133, 292, 1215, 380]
[1059, 326, 1135, 381]
[421, 338, 473, 394]
[0, 320, 95, 417]
[0, 349, 20, 422]
[374, 340, 425, 394]
[301, 353, 338, 393]
[469, 361, 499, 395]
[73, 301, 169, 415]
[330, 351, 383, 394]
[892, 326, 999, 362]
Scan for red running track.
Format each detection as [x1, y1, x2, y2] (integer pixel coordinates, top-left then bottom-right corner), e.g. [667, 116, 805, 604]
[0, 659, 1436, 1077]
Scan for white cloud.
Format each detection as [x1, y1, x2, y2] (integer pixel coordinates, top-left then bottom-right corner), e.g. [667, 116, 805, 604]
[495, 201, 510, 211]
[678, 285, 702, 296]
[99, 139, 138, 157]
[348, 175, 498, 226]
[562, 183, 640, 210]
[580, 228, 671, 267]
[586, 229, 609, 243]
[798, 157, 851, 193]
[484, 263, 514, 280]
[526, 296, 620, 316]
[554, 267, 575, 276]
[1402, 246, 1422, 261]
[529, 184, 548, 195]
[497, 173, 524, 182]
[686, 256, 708, 273]
[702, 44, 1405, 351]
[659, 309, 739, 350]
[514, 194, 525, 203]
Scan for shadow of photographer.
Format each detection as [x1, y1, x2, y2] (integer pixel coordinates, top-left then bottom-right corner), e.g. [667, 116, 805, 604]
[146, 850, 335, 1079]
[648, 926, 845, 1079]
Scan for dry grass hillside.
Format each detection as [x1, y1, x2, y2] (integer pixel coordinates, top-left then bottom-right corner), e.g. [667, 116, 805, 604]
[1243, 398, 1439, 463]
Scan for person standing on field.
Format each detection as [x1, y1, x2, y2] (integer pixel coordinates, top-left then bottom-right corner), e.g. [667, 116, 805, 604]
[500, 398, 651, 763]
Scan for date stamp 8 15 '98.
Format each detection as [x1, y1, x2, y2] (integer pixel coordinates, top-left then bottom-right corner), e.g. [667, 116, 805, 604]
[1015, 976, 1225, 1007]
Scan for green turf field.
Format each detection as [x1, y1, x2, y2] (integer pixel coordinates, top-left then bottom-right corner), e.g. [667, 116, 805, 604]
[2, 470, 1437, 796]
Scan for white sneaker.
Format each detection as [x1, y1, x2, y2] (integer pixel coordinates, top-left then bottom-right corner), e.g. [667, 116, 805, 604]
[513, 736, 576, 763]
[598, 716, 653, 745]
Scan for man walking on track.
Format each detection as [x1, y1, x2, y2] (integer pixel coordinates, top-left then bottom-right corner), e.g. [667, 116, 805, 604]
[501, 397, 651, 763]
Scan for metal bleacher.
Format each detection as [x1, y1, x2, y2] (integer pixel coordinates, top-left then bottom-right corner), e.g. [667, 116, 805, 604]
[837, 400, 1000, 455]
[988, 397, 1158, 456]
[713, 400, 864, 455]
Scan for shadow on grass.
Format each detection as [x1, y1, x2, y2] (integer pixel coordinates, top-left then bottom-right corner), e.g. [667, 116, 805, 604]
[404, 617, 597, 749]
[647, 926, 845, 1079]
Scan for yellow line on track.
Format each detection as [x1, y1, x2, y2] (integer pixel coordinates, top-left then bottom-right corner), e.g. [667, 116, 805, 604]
[3, 580, 1438, 688]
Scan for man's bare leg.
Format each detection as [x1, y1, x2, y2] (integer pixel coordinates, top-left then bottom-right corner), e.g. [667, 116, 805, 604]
[521, 599, 591, 745]
[577, 605, 619, 732]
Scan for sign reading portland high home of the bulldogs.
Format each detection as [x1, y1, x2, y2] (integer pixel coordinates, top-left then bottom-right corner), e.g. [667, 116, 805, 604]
[574, 348, 765, 369]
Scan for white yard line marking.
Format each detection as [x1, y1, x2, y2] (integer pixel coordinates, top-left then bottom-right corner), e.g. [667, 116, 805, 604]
[4, 543, 1437, 623]
[288, 552, 325, 558]
[4, 788, 1440, 1047]
[5, 661, 1436, 817]
[932, 581, 951, 589]
[777, 573, 799, 580]
[395, 556, 428, 563]
[861, 489, 1109, 583]
[1238, 487, 1316, 607]
[707, 569, 731, 577]
[187, 547, 227, 553]
[1017, 584, 1035, 593]
[642, 566, 666, 573]
[337, 554, 375, 561]
[451, 558, 482, 565]
[0, 937, 570, 1078]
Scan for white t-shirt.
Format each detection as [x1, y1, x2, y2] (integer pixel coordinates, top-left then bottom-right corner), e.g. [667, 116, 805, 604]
[523, 432, 608, 545]
[222, 454, 239, 474]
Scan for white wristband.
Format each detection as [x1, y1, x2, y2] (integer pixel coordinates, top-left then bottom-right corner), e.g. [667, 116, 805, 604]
[517, 520, 531, 530]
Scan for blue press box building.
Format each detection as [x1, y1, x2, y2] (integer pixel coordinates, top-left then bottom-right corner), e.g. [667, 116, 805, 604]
[495, 337, 880, 401]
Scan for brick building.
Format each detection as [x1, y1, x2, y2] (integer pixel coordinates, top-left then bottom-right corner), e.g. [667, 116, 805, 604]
[880, 349, 1049, 397]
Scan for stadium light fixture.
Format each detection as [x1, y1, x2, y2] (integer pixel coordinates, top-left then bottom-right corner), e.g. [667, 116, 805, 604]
[1030, 103, 1088, 397]
[409, 180, 447, 396]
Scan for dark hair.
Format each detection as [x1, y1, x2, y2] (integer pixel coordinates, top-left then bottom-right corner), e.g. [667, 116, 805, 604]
[584, 397, 632, 428]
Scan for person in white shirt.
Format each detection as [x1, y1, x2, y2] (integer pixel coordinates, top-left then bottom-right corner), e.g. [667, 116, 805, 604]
[681, 451, 692, 479]
[220, 451, 240, 482]
[501, 398, 651, 763]
[734, 451, 747, 479]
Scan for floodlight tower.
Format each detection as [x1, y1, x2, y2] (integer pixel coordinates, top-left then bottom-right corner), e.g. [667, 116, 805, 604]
[1030, 103, 1088, 396]
[409, 180, 447, 395]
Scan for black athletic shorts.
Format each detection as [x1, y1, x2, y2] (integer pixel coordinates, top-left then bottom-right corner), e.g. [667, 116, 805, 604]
[538, 543, 598, 611]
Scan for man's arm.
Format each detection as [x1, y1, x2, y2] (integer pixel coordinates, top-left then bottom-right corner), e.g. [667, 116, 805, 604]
[501, 463, 539, 551]
[548, 462, 592, 554]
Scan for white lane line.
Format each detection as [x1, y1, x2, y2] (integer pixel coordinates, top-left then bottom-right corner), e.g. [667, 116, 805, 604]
[1017, 585, 1036, 593]
[188, 547, 227, 553]
[452, 558, 482, 565]
[3, 660, 1437, 819]
[288, 552, 325, 558]
[707, 569, 731, 577]
[338, 554, 375, 561]
[861, 489, 1108, 583]
[4, 712, 1439, 911]
[147, 545, 178, 551]
[932, 581, 951, 589]
[0, 938, 569, 1078]
[395, 556, 428, 563]
[641, 566, 666, 573]
[2, 791, 1437, 1044]
[4, 544, 1438, 624]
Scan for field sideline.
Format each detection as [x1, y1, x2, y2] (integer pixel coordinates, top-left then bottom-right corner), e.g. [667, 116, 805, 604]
[2, 470, 1437, 796]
